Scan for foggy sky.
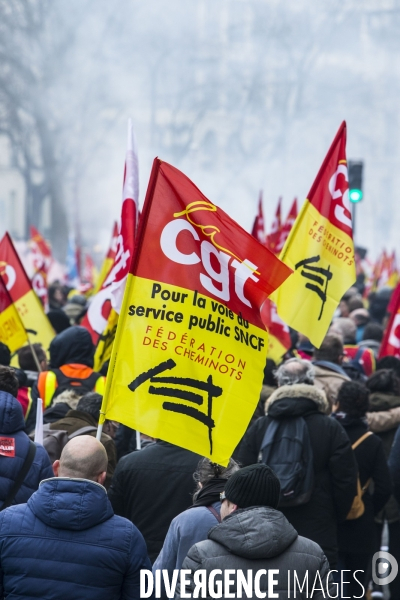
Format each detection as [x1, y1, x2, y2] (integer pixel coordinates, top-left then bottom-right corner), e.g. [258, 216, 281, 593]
[35, 0, 400, 259]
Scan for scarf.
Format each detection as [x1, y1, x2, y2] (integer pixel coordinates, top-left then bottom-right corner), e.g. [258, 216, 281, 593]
[191, 478, 226, 508]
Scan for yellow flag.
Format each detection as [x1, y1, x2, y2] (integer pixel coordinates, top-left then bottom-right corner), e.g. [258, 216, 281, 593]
[93, 308, 118, 372]
[272, 122, 356, 348]
[100, 159, 292, 465]
[0, 274, 28, 353]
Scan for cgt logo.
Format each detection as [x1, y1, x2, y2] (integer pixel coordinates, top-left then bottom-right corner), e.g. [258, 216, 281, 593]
[160, 201, 260, 308]
[0, 262, 16, 291]
[372, 551, 398, 586]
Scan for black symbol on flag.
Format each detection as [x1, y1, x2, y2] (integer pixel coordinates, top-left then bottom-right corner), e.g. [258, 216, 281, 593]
[295, 255, 333, 320]
[128, 359, 222, 454]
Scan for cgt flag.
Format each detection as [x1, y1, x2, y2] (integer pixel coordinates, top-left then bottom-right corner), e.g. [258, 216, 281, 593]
[99, 159, 291, 465]
[0, 233, 54, 350]
[251, 191, 266, 244]
[379, 282, 400, 359]
[272, 122, 356, 348]
[0, 274, 28, 353]
[261, 298, 291, 363]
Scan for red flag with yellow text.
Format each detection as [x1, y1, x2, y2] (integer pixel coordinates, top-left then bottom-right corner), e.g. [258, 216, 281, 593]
[100, 159, 291, 464]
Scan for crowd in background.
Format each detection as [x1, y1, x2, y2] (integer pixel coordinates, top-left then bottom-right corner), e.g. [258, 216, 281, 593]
[0, 280, 400, 599]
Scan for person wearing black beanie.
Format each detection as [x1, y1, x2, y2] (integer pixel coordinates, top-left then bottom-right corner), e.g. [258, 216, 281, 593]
[176, 462, 335, 598]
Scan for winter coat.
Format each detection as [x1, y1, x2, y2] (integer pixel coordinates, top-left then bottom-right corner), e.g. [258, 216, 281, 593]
[0, 391, 53, 508]
[153, 501, 221, 595]
[50, 410, 117, 489]
[177, 506, 334, 600]
[236, 384, 358, 567]
[108, 440, 202, 562]
[0, 477, 151, 599]
[26, 326, 105, 433]
[389, 426, 400, 506]
[367, 391, 400, 523]
[333, 416, 392, 553]
[313, 362, 350, 409]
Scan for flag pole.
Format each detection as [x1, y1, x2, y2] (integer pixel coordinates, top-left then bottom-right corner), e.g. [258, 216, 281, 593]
[25, 329, 43, 372]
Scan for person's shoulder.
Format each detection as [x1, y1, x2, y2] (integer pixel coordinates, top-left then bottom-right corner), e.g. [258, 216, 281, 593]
[0, 501, 33, 531]
[291, 535, 325, 559]
[109, 513, 148, 552]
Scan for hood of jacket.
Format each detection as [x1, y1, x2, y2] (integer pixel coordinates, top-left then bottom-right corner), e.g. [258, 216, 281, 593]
[0, 391, 25, 434]
[265, 383, 329, 416]
[209, 506, 297, 560]
[368, 391, 400, 412]
[49, 326, 95, 368]
[29, 478, 113, 531]
[313, 362, 350, 381]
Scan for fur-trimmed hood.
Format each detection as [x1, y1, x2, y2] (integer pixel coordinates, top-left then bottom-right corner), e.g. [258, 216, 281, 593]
[265, 383, 329, 415]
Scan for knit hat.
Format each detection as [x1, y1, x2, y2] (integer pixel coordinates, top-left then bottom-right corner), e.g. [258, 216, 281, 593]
[223, 464, 280, 509]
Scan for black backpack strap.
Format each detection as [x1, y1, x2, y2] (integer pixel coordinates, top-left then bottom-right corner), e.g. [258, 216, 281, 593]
[1, 440, 37, 511]
[207, 505, 221, 523]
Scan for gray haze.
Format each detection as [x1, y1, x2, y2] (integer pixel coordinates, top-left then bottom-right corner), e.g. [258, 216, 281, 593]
[1, 0, 400, 260]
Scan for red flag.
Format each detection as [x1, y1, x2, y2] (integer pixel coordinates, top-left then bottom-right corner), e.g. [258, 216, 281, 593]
[251, 191, 266, 244]
[83, 120, 139, 343]
[380, 284, 400, 358]
[0, 233, 54, 348]
[266, 197, 282, 253]
[261, 298, 291, 362]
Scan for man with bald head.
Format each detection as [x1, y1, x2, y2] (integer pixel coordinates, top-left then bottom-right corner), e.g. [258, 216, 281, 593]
[0, 436, 151, 600]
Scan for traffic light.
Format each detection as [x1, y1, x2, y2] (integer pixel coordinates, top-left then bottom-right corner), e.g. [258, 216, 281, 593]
[348, 161, 363, 203]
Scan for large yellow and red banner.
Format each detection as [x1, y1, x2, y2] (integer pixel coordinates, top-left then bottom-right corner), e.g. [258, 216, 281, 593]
[0, 233, 54, 351]
[0, 274, 28, 353]
[100, 159, 291, 464]
[272, 122, 356, 348]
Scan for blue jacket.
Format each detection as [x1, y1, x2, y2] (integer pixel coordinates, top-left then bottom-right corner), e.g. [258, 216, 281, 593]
[0, 391, 53, 507]
[0, 477, 152, 599]
[153, 501, 221, 594]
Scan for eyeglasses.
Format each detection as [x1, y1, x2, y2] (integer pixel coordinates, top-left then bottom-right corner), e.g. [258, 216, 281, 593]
[220, 491, 226, 501]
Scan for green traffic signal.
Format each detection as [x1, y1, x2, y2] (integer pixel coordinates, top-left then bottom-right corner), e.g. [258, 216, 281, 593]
[349, 188, 363, 203]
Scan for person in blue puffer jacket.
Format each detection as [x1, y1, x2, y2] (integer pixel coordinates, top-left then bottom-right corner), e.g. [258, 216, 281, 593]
[0, 366, 53, 508]
[0, 434, 152, 600]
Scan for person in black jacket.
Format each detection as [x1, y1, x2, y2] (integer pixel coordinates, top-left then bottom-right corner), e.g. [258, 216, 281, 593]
[332, 381, 392, 598]
[178, 464, 335, 600]
[236, 357, 358, 568]
[108, 440, 202, 562]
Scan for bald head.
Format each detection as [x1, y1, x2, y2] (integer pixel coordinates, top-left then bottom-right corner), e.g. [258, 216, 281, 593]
[56, 436, 107, 483]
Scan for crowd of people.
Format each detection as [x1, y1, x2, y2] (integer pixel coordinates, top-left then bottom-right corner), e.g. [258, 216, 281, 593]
[0, 282, 400, 599]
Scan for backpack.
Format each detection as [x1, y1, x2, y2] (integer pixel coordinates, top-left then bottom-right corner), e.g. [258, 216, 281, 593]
[51, 368, 102, 397]
[261, 416, 314, 507]
[31, 424, 97, 463]
[346, 431, 373, 520]
[342, 348, 367, 382]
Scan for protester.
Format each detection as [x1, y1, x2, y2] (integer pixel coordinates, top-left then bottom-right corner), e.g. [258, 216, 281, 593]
[153, 458, 239, 584]
[63, 294, 88, 325]
[26, 326, 105, 432]
[49, 392, 116, 488]
[46, 308, 71, 333]
[366, 369, 400, 600]
[237, 357, 358, 568]
[17, 343, 48, 386]
[313, 333, 350, 409]
[0, 366, 53, 509]
[0, 343, 11, 367]
[349, 307, 370, 343]
[108, 439, 202, 562]
[43, 386, 89, 423]
[0, 436, 151, 599]
[359, 322, 384, 358]
[332, 382, 391, 597]
[330, 317, 375, 378]
[177, 464, 334, 599]
[48, 282, 67, 310]
[389, 425, 400, 506]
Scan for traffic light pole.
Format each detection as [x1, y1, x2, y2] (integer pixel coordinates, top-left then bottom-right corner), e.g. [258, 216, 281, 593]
[352, 201, 356, 242]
